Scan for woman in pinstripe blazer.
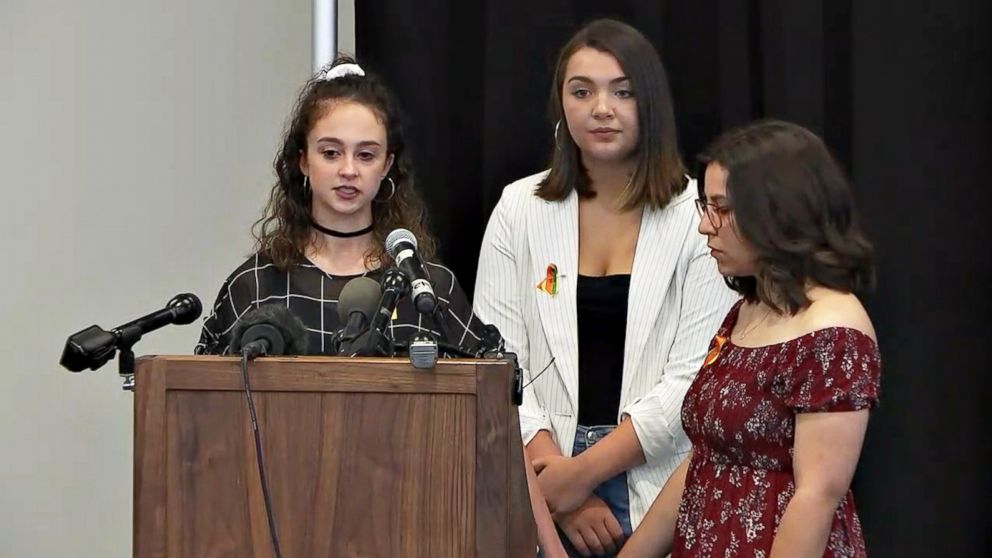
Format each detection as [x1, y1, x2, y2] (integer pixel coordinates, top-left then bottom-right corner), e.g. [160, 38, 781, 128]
[474, 20, 737, 557]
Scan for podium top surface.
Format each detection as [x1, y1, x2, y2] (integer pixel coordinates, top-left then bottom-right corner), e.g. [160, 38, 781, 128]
[134, 355, 515, 394]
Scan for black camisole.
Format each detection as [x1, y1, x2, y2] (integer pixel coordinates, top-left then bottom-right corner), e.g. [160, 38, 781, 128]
[576, 274, 631, 426]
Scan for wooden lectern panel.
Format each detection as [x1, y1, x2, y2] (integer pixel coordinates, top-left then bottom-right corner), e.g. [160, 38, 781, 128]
[134, 356, 535, 558]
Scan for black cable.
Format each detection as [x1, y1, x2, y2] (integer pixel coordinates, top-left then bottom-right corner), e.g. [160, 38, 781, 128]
[430, 305, 453, 345]
[240, 351, 283, 558]
[523, 357, 556, 389]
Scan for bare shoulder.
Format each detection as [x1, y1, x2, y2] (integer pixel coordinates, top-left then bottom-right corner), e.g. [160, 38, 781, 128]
[800, 289, 877, 342]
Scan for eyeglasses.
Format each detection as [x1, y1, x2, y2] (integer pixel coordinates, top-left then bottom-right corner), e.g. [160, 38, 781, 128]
[694, 198, 732, 230]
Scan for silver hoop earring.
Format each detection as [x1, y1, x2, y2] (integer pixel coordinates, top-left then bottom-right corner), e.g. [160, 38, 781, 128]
[553, 119, 562, 151]
[302, 175, 311, 195]
[377, 176, 396, 202]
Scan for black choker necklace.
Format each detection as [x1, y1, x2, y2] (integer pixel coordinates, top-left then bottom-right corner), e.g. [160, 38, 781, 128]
[310, 218, 374, 238]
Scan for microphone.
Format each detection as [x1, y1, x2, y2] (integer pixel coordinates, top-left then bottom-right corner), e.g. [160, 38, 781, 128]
[60, 293, 202, 372]
[356, 268, 409, 356]
[385, 228, 437, 314]
[335, 277, 382, 355]
[408, 333, 439, 369]
[473, 323, 506, 357]
[231, 304, 309, 359]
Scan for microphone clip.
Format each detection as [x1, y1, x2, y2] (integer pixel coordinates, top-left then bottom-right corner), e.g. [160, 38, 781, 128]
[477, 349, 523, 406]
[59, 324, 141, 383]
[59, 293, 203, 390]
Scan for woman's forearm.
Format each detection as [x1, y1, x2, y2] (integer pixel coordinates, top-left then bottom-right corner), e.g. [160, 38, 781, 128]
[526, 429, 563, 460]
[768, 489, 842, 558]
[524, 447, 568, 558]
[617, 452, 691, 558]
[574, 419, 645, 487]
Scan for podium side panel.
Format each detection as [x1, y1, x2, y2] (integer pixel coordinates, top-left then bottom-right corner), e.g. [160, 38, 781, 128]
[134, 358, 168, 558]
[507, 403, 538, 556]
[475, 364, 510, 558]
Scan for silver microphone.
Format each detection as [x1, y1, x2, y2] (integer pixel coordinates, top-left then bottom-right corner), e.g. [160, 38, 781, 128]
[385, 228, 437, 314]
[408, 333, 438, 369]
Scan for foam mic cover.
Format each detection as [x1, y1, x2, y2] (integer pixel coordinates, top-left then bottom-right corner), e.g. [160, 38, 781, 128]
[231, 303, 310, 356]
[337, 277, 383, 324]
[336, 277, 383, 354]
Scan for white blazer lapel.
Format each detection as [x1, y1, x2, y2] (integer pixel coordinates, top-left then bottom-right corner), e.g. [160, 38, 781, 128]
[621, 192, 695, 401]
[527, 191, 580, 410]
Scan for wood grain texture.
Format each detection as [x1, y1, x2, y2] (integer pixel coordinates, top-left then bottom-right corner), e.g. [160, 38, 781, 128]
[133, 356, 534, 558]
[506, 395, 538, 556]
[475, 364, 508, 558]
[159, 356, 478, 394]
[134, 357, 167, 558]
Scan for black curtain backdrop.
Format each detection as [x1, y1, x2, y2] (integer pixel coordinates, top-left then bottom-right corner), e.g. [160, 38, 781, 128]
[356, 1, 992, 556]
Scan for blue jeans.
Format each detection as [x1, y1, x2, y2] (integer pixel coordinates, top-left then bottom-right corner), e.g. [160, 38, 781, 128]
[540, 425, 633, 558]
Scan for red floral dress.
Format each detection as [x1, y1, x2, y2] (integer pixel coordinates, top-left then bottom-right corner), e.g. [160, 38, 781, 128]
[674, 301, 881, 557]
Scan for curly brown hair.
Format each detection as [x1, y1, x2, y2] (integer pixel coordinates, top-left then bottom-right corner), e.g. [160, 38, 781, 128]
[698, 120, 875, 315]
[253, 56, 437, 270]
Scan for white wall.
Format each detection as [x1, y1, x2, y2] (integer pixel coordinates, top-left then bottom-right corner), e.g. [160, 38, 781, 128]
[339, 0, 357, 56]
[0, 1, 358, 556]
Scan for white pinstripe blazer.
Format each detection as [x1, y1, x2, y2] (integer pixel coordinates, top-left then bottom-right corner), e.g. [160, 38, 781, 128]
[473, 171, 738, 526]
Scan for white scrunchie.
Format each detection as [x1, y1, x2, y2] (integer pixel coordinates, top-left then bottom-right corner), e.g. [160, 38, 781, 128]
[323, 63, 365, 81]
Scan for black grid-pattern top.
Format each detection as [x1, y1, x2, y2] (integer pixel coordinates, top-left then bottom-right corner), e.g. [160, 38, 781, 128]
[195, 252, 485, 355]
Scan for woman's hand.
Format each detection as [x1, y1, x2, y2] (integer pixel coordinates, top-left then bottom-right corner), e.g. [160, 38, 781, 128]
[556, 495, 626, 557]
[533, 455, 597, 515]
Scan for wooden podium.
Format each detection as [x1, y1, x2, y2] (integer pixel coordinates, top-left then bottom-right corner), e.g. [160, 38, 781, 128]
[133, 356, 536, 558]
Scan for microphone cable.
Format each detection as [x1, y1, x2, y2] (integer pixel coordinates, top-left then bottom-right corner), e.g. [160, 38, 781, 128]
[240, 350, 283, 558]
[523, 357, 556, 389]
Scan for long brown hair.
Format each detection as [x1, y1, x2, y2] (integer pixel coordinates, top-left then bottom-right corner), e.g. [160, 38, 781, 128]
[253, 56, 437, 270]
[698, 120, 875, 314]
[539, 19, 687, 210]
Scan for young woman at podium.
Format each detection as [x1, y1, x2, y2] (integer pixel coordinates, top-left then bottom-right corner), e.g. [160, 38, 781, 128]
[194, 56, 566, 556]
[473, 19, 737, 557]
[194, 57, 483, 356]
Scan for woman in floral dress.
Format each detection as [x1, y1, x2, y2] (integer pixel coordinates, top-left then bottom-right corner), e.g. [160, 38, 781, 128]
[619, 120, 881, 558]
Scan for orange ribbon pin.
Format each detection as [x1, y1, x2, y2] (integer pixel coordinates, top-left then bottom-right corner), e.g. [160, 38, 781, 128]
[536, 264, 559, 296]
[702, 335, 727, 367]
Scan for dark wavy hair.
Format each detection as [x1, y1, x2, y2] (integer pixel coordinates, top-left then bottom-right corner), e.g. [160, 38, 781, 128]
[698, 120, 875, 314]
[253, 56, 437, 270]
[538, 18, 687, 210]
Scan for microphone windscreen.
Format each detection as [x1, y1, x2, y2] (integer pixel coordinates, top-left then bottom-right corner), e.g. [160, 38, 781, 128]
[167, 293, 202, 325]
[384, 228, 417, 258]
[337, 277, 382, 323]
[231, 303, 309, 355]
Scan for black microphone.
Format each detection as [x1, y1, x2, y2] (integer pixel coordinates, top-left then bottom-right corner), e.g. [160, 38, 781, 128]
[335, 277, 382, 355]
[385, 228, 437, 314]
[472, 324, 504, 356]
[60, 293, 202, 372]
[231, 304, 309, 359]
[355, 268, 409, 356]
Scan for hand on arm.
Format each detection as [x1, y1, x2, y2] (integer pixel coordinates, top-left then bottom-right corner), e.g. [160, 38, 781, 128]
[528, 431, 627, 557]
[532, 420, 645, 515]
